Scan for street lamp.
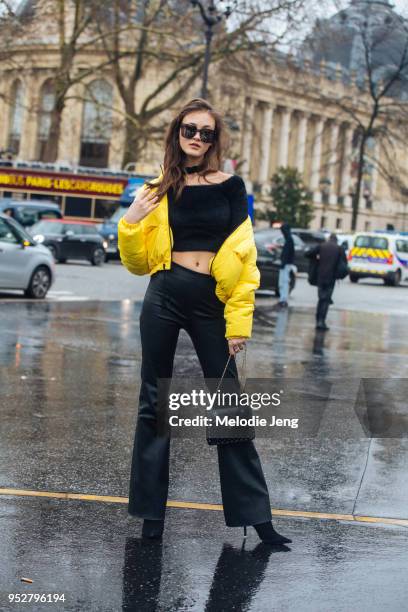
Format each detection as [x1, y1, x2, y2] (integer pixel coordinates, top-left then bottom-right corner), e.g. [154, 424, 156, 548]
[190, 0, 236, 99]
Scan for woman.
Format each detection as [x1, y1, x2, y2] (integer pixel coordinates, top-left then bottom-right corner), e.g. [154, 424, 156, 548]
[118, 98, 291, 545]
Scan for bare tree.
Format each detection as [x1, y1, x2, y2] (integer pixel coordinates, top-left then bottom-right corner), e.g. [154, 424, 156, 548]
[0, 0, 309, 168]
[301, 2, 408, 230]
[94, 0, 308, 168]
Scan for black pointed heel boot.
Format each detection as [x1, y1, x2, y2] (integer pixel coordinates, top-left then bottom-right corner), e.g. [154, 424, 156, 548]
[253, 521, 292, 545]
[142, 519, 164, 539]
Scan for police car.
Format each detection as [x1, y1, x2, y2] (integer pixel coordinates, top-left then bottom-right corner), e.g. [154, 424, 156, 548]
[348, 232, 408, 286]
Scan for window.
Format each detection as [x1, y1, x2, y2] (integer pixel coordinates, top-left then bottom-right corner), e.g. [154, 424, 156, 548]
[14, 208, 38, 226]
[80, 80, 113, 168]
[320, 216, 327, 229]
[0, 218, 19, 244]
[32, 221, 64, 235]
[355, 236, 370, 248]
[372, 237, 388, 249]
[36, 80, 55, 161]
[28, 194, 62, 205]
[355, 235, 388, 249]
[364, 221, 371, 231]
[95, 199, 118, 219]
[81, 224, 98, 235]
[8, 80, 25, 155]
[336, 218, 342, 229]
[63, 223, 83, 235]
[64, 196, 92, 218]
[396, 240, 408, 253]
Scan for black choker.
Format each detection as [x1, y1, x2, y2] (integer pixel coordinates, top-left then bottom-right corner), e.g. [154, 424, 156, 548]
[184, 164, 205, 174]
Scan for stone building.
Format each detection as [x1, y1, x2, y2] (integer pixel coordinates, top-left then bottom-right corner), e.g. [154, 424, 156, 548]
[0, 0, 407, 231]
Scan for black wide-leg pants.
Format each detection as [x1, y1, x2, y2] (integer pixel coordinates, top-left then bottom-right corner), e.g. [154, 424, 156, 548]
[128, 262, 272, 527]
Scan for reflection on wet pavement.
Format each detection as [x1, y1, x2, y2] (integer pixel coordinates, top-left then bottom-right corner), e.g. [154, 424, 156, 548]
[1, 301, 407, 611]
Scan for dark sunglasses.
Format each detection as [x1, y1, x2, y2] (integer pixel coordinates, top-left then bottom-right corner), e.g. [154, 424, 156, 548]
[180, 123, 216, 143]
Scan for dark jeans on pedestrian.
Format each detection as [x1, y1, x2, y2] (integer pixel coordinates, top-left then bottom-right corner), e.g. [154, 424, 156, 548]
[316, 281, 335, 323]
[128, 262, 272, 527]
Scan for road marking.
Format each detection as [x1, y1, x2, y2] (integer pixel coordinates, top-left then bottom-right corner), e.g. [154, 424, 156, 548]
[0, 487, 407, 527]
[47, 291, 74, 295]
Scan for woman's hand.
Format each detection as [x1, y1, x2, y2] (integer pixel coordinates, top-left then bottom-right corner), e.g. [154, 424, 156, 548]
[123, 187, 160, 224]
[227, 337, 246, 356]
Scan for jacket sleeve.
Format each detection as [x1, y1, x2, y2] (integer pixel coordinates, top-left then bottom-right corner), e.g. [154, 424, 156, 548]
[117, 216, 149, 276]
[224, 243, 260, 339]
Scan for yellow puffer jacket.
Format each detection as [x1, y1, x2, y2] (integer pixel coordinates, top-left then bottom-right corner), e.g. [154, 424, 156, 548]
[117, 177, 260, 339]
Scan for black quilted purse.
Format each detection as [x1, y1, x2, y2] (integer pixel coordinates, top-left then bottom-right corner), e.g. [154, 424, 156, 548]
[206, 346, 255, 445]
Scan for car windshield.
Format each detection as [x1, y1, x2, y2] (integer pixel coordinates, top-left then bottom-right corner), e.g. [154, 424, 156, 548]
[109, 207, 127, 223]
[355, 235, 389, 249]
[63, 223, 98, 234]
[5, 217, 36, 243]
[31, 221, 64, 235]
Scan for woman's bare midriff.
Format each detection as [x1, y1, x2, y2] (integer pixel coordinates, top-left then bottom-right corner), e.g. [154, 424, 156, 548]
[171, 251, 215, 275]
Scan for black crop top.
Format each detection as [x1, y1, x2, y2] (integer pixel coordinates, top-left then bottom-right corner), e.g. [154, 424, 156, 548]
[168, 174, 248, 252]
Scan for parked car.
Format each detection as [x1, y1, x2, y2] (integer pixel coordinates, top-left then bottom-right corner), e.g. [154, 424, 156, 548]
[254, 229, 297, 295]
[0, 199, 62, 227]
[30, 219, 108, 265]
[254, 227, 308, 272]
[289, 228, 327, 272]
[348, 232, 408, 286]
[0, 212, 55, 298]
[96, 205, 127, 260]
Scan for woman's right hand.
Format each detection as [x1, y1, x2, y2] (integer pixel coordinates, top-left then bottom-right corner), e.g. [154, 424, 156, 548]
[123, 187, 160, 224]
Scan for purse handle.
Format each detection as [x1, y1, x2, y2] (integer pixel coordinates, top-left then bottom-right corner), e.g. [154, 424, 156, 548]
[215, 344, 247, 394]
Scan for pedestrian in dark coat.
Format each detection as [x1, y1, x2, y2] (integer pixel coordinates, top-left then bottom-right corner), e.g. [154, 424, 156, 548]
[277, 222, 295, 308]
[306, 233, 347, 330]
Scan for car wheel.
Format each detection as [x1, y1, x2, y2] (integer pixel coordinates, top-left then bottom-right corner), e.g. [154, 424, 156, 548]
[91, 247, 105, 266]
[24, 266, 51, 299]
[349, 274, 359, 283]
[389, 270, 401, 287]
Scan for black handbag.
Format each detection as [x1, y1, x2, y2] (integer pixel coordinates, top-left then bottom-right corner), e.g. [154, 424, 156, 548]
[335, 249, 349, 280]
[307, 256, 319, 286]
[206, 346, 255, 446]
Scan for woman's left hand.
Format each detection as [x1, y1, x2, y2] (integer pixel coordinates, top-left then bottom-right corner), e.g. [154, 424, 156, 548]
[227, 337, 246, 356]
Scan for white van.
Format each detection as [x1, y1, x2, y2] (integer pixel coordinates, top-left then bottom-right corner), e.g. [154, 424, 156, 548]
[348, 232, 408, 286]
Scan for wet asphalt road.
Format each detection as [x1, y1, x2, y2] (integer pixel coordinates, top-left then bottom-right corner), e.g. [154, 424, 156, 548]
[1, 275, 408, 611]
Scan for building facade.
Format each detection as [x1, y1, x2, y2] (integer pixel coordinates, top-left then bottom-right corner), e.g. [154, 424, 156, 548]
[0, 0, 407, 231]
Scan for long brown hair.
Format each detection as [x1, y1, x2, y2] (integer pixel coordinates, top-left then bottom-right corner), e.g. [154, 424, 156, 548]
[145, 98, 228, 201]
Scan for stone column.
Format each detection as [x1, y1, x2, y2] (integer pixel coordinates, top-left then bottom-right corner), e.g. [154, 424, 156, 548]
[277, 107, 291, 168]
[296, 112, 309, 175]
[18, 76, 38, 160]
[310, 117, 325, 202]
[340, 125, 354, 207]
[258, 102, 274, 184]
[241, 97, 255, 190]
[328, 120, 339, 204]
[0, 81, 8, 149]
[58, 83, 83, 165]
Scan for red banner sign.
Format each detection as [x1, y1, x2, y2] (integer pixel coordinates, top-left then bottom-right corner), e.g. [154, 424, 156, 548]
[0, 168, 128, 198]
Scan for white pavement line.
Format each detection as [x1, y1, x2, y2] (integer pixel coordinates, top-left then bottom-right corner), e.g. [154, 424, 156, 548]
[48, 291, 75, 295]
[53, 296, 90, 301]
